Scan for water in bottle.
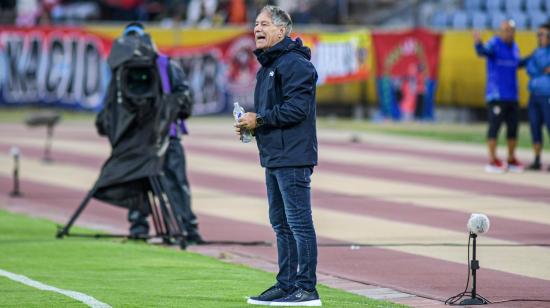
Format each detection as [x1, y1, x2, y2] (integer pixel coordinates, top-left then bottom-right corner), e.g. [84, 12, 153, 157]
[233, 102, 253, 143]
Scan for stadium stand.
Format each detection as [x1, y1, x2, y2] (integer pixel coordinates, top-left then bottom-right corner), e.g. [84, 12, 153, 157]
[490, 11, 507, 29]
[504, 0, 524, 14]
[471, 10, 488, 29]
[429, 0, 550, 30]
[526, 0, 543, 13]
[486, 0, 503, 12]
[451, 10, 469, 29]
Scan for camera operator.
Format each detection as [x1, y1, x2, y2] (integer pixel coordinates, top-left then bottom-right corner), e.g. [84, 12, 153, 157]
[95, 22, 203, 244]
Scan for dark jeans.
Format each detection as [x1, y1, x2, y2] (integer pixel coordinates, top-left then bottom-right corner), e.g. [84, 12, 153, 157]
[528, 95, 550, 144]
[265, 166, 317, 292]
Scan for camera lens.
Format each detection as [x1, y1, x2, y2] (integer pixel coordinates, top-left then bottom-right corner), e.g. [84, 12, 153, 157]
[126, 67, 154, 96]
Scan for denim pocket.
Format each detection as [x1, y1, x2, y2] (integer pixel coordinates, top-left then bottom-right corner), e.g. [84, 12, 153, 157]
[296, 167, 312, 189]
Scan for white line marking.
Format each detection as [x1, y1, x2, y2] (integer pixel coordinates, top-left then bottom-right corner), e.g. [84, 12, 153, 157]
[0, 269, 111, 308]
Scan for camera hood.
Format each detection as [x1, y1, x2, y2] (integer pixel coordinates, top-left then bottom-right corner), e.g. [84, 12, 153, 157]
[107, 34, 157, 69]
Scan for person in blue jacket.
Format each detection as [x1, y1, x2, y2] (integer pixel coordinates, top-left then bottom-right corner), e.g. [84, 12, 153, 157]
[474, 20, 524, 173]
[235, 5, 321, 307]
[525, 23, 550, 171]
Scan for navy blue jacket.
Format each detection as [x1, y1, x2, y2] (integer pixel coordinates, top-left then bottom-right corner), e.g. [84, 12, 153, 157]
[526, 45, 550, 97]
[253, 36, 318, 168]
[475, 36, 521, 102]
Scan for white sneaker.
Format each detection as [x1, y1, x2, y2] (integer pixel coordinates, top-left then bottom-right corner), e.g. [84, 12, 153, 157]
[507, 158, 524, 173]
[485, 159, 506, 173]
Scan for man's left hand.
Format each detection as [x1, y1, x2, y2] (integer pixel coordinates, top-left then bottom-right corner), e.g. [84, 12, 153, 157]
[545, 66, 550, 74]
[237, 112, 257, 130]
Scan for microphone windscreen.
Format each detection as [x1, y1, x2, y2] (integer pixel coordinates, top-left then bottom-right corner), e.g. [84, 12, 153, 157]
[467, 213, 490, 234]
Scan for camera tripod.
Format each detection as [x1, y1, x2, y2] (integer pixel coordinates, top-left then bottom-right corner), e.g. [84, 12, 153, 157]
[56, 175, 188, 249]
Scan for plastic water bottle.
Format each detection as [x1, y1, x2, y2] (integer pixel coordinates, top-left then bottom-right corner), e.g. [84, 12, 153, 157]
[233, 102, 253, 143]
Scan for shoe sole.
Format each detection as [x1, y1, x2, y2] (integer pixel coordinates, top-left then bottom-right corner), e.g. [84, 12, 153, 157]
[507, 166, 524, 173]
[246, 298, 273, 305]
[270, 299, 322, 306]
[485, 165, 506, 174]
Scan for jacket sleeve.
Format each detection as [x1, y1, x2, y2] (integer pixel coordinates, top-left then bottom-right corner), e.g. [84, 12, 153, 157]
[475, 40, 495, 58]
[262, 58, 316, 128]
[168, 60, 194, 119]
[518, 54, 531, 69]
[526, 51, 544, 77]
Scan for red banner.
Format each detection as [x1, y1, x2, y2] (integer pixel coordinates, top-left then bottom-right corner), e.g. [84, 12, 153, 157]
[0, 26, 370, 113]
[372, 28, 441, 79]
[372, 28, 442, 120]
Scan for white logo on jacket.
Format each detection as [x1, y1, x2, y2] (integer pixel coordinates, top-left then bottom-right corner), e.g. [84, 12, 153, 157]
[269, 71, 274, 77]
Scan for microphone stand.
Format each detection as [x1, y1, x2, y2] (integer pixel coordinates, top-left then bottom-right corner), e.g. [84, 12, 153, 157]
[460, 232, 488, 305]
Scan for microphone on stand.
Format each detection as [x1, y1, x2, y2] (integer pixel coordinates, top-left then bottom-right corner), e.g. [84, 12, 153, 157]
[468, 213, 490, 235]
[445, 213, 491, 305]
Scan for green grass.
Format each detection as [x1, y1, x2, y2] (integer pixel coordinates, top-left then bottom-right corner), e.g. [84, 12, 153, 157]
[0, 210, 404, 307]
[0, 107, 96, 123]
[317, 118, 549, 151]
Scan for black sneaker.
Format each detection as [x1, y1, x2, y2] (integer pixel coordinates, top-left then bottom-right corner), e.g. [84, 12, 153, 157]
[129, 225, 149, 240]
[247, 285, 288, 305]
[271, 288, 322, 306]
[186, 233, 206, 245]
[527, 162, 542, 170]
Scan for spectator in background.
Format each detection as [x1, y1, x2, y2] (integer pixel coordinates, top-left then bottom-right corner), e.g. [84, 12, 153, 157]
[159, 0, 188, 28]
[400, 62, 426, 121]
[101, 0, 145, 21]
[289, 1, 312, 24]
[15, 0, 40, 26]
[413, 63, 426, 120]
[186, 0, 218, 27]
[228, 0, 246, 24]
[309, 0, 339, 24]
[48, 1, 101, 24]
[0, 0, 16, 24]
[474, 20, 524, 173]
[246, 0, 275, 25]
[525, 23, 550, 171]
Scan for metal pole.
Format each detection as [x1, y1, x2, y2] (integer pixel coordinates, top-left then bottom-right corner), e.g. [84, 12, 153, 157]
[44, 124, 54, 162]
[471, 233, 478, 299]
[10, 147, 22, 197]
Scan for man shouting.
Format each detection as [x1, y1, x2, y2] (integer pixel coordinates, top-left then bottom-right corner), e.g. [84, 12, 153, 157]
[236, 5, 321, 307]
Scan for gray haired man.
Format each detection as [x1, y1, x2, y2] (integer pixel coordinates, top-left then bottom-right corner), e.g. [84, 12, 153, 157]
[236, 5, 321, 307]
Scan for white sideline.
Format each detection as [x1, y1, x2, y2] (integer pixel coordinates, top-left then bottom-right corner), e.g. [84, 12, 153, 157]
[0, 269, 111, 308]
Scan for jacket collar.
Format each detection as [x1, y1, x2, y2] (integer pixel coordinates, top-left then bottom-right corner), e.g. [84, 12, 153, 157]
[254, 36, 299, 67]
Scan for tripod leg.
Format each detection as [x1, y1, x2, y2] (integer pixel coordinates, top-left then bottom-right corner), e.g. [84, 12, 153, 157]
[155, 176, 187, 249]
[149, 176, 186, 248]
[56, 189, 95, 238]
[147, 191, 164, 237]
[149, 177, 174, 243]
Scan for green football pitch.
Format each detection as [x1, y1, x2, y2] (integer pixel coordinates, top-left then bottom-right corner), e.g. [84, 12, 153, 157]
[0, 210, 404, 307]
